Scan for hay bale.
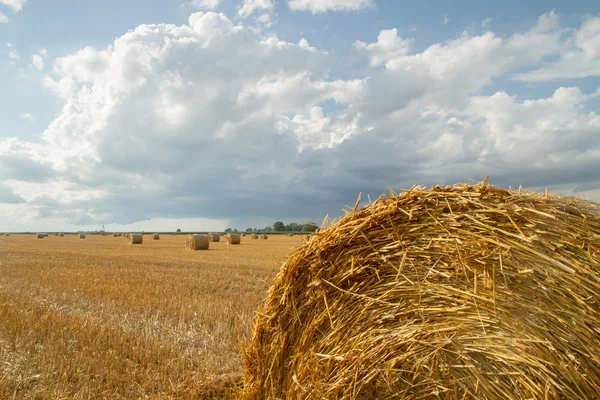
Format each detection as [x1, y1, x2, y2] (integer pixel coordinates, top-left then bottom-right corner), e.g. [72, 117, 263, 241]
[79, 234, 85, 239]
[153, 233, 160, 240]
[226, 233, 241, 245]
[59, 233, 64, 237]
[252, 234, 259, 239]
[261, 234, 268, 240]
[208, 233, 220, 242]
[4, 233, 9, 236]
[113, 233, 118, 237]
[36, 233, 44, 239]
[129, 234, 143, 244]
[241, 181, 600, 399]
[186, 234, 209, 250]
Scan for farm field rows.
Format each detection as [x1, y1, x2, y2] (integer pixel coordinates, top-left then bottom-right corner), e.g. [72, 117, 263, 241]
[0, 234, 301, 399]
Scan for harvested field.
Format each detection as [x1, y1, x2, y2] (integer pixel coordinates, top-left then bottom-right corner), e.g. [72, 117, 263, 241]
[0, 234, 300, 399]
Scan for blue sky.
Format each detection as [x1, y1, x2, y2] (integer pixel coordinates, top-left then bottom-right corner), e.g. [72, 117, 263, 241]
[0, 0, 599, 231]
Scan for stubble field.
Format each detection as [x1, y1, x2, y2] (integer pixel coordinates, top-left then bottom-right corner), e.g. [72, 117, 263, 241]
[0, 233, 301, 399]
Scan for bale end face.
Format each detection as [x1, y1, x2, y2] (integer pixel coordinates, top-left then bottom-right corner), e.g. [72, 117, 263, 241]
[241, 182, 600, 400]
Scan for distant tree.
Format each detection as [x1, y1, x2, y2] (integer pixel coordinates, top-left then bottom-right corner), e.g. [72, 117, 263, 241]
[273, 221, 286, 231]
[301, 223, 318, 232]
[233, 229, 238, 233]
[289, 222, 301, 232]
[176, 228, 181, 233]
[265, 226, 273, 232]
[253, 228, 258, 232]
[225, 228, 233, 233]
[246, 228, 253, 232]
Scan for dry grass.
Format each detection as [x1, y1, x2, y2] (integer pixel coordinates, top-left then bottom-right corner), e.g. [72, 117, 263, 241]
[242, 182, 600, 399]
[0, 234, 302, 399]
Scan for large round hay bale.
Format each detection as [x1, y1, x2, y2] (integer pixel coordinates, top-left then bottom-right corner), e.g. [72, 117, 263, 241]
[36, 233, 44, 239]
[129, 234, 143, 244]
[261, 234, 268, 240]
[241, 181, 600, 399]
[79, 234, 85, 239]
[186, 234, 209, 250]
[59, 233, 64, 237]
[252, 234, 258, 239]
[153, 233, 160, 240]
[226, 233, 241, 245]
[208, 233, 220, 242]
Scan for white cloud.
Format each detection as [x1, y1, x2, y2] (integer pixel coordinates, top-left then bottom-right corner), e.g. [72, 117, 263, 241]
[0, 183, 24, 204]
[0, 11, 9, 23]
[21, 113, 34, 121]
[482, 17, 493, 28]
[354, 28, 412, 67]
[514, 15, 600, 81]
[288, 0, 373, 14]
[0, 0, 26, 13]
[238, 0, 275, 18]
[443, 15, 449, 25]
[8, 48, 19, 60]
[188, 0, 221, 9]
[2, 10, 600, 232]
[31, 50, 46, 71]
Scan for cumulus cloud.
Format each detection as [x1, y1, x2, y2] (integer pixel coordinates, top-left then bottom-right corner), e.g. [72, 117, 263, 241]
[21, 113, 34, 121]
[0, 0, 26, 13]
[288, 0, 374, 14]
[0, 11, 9, 23]
[1, 10, 599, 231]
[187, 0, 221, 9]
[238, 0, 275, 18]
[0, 183, 25, 204]
[514, 14, 600, 81]
[30, 49, 46, 71]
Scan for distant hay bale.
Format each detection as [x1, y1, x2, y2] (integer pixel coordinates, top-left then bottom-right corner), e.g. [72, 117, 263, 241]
[186, 234, 209, 250]
[252, 234, 259, 239]
[4, 233, 9, 236]
[53, 233, 58, 236]
[129, 234, 143, 244]
[36, 233, 44, 239]
[79, 234, 85, 239]
[226, 233, 241, 245]
[59, 233, 64, 237]
[241, 181, 600, 399]
[153, 233, 160, 240]
[242, 233, 247, 237]
[43, 233, 49, 237]
[113, 233, 118, 237]
[208, 233, 220, 242]
[261, 234, 268, 240]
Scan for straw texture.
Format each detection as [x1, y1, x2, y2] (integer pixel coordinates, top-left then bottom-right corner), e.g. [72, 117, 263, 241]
[241, 181, 600, 400]
[36, 233, 43, 239]
[153, 233, 160, 240]
[209, 233, 220, 242]
[129, 234, 142, 244]
[186, 234, 209, 250]
[227, 234, 241, 245]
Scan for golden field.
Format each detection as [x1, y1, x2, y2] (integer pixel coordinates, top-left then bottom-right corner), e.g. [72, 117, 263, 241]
[0, 233, 301, 399]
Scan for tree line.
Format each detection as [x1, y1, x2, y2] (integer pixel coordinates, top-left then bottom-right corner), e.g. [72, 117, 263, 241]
[223, 221, 319, 233]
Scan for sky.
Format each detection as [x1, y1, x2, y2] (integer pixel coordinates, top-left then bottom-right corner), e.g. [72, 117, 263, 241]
[0, 0, 599, 232]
